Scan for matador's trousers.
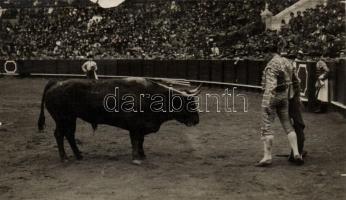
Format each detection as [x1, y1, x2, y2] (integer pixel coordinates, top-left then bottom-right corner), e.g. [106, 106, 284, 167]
[261, 92, 294, 137]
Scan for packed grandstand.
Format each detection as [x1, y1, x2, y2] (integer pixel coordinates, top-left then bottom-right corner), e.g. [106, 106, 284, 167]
[0, 0, 345, 60]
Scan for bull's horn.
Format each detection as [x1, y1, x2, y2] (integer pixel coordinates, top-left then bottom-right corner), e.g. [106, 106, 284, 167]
[154, 82, 198, 97]
[187, 84, 202, 94]
[162, 79, 191, 87]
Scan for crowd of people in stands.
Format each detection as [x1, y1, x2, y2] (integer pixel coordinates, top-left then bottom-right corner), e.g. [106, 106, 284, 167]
[0, 0, 92, 8]
[0, 0, 345, 60]
[239, 0, 345, 59]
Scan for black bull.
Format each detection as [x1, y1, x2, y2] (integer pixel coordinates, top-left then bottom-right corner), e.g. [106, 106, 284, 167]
[37, 78, 200, 164]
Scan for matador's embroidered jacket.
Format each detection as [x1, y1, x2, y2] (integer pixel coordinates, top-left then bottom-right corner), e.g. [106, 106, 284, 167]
[261, 54, 300, 104]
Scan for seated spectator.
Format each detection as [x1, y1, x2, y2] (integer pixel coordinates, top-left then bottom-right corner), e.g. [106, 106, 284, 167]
[210, 43, 220, 58]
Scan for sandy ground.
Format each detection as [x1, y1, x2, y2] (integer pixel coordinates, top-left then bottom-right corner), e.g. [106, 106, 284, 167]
[0, 77, 345, 200]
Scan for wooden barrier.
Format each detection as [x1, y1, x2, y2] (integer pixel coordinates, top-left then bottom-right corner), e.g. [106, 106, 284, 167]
[329, 59, 346, 111]
[0, 59, 345, 111]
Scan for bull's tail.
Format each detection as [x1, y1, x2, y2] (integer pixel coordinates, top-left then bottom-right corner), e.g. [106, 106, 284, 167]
[38, 80, 57, 131]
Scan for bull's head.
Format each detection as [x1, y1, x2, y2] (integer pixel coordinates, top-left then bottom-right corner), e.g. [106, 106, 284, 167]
[174, 94, 200, 127]
[156, 82, 201, 127]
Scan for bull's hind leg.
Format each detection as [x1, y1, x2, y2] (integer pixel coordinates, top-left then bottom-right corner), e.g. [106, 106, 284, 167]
[54, 128, 68, 162]
[64, 119, 83, 160]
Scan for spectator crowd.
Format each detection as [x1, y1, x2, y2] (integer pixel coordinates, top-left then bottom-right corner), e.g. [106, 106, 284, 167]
[0, 0, 345, 60]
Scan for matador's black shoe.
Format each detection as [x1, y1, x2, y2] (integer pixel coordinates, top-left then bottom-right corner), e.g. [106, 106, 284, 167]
[288, 155, 304, 166]
[289, 150, 308, 162]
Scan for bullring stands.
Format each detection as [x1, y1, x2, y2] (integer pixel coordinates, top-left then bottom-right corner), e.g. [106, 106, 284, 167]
[0, 0, 345, 60]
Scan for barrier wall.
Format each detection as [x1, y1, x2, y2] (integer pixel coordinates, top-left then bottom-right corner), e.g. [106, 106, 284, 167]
[0, 59, 345, 111]
[0, 59, 267, 86]
[329, 59, 346, 111]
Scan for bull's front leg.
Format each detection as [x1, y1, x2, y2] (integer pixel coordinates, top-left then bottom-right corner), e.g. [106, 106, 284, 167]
[138, 134, 146, 160]
[129, 131, 144, 165]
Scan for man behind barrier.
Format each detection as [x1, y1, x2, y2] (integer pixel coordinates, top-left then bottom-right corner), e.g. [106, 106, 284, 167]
[82, 54, 98, 80]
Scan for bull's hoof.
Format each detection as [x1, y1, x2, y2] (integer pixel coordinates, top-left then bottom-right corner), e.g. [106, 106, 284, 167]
[76, 154, 83, 160]
[59, 154, 69, 162]
[132, 159, 142, 165]
[76, 139, 83, 145]
[60, 158, 69, 163]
